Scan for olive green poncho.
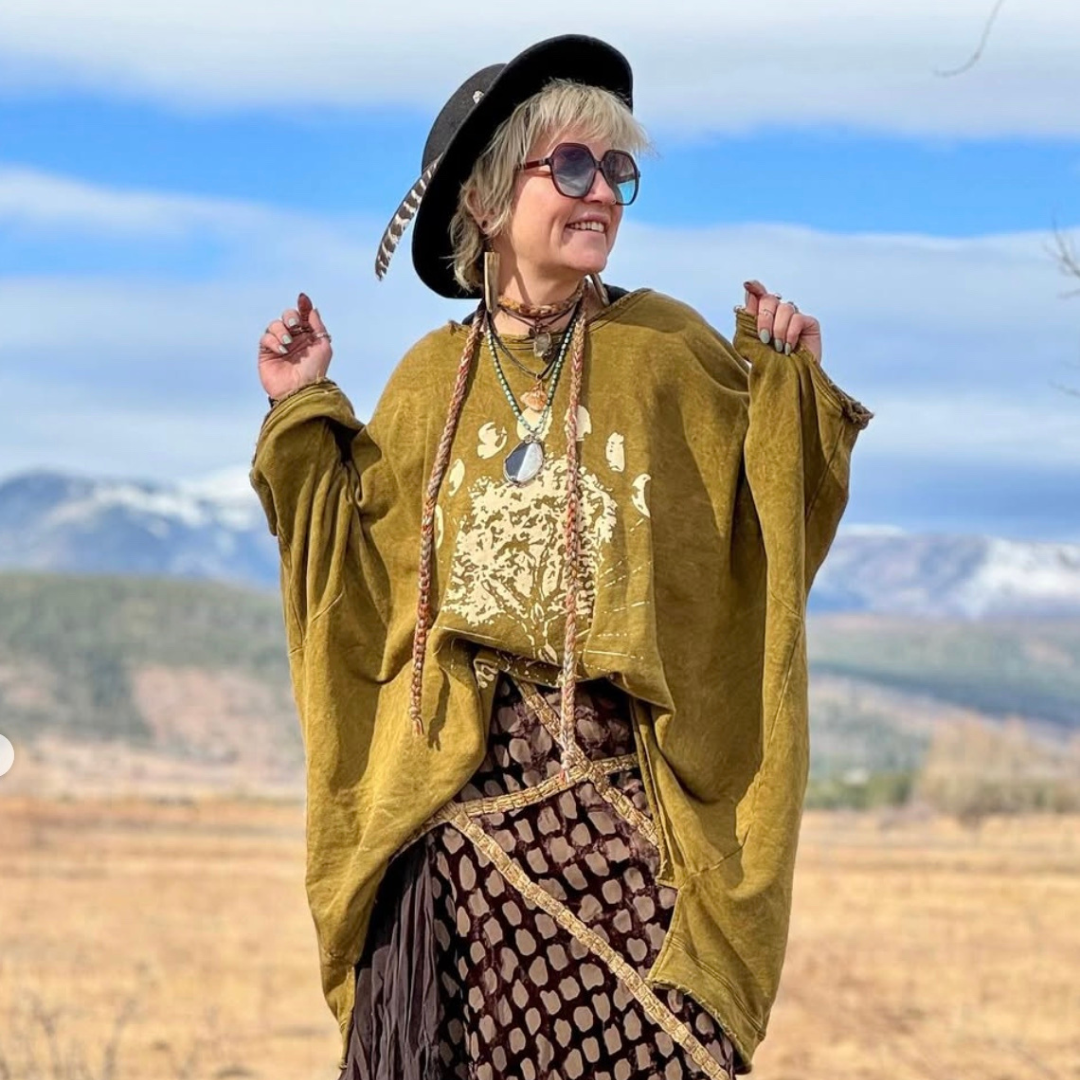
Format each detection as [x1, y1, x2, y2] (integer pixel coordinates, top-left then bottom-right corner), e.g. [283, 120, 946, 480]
[250, 289, 874, 1070]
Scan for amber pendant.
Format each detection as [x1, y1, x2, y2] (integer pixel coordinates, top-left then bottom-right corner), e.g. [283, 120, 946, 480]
[520, 382, 548, 411]
[533, 330, 553, 359]
[504, 439, 545, 485]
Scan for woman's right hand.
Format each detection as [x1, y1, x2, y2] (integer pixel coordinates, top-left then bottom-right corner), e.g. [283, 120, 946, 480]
[258, 292, 334, 401]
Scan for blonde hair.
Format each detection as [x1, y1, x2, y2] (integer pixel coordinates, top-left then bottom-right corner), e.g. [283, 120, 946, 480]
[449, 79, 651, 293]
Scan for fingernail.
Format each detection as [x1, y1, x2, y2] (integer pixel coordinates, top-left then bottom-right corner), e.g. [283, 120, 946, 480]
[784, 342, 792, 355]
[278, 345, 289, 355]
[759, 329, 771, 345]
[286, 317, 299, 328]
[281, 333, 292, 345]
[773, 338, 784, 353]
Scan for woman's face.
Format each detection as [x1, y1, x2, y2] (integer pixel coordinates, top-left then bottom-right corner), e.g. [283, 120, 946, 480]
[491, 127, 625, 292]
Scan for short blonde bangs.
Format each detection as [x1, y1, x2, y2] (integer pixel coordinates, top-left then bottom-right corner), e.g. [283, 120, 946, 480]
[449, 79, 651, 293]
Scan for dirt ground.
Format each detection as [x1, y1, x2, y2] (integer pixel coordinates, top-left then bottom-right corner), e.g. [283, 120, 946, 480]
[0, 796, 1076, 1080]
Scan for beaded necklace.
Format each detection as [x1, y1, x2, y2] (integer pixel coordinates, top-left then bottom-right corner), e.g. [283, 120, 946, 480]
[487, 301, 581, 486]
[488, 325, 559, 410]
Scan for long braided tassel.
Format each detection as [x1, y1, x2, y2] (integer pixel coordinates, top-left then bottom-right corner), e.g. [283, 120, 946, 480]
[558, 308, 588, 777]
[409, 306, 486, 734]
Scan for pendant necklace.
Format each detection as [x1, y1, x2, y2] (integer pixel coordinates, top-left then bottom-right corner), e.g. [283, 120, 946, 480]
[520, 381, 550, 413]
[489, 328, 559, 411]
[488, 303, 580, 486]
[498, 283, 584, 362]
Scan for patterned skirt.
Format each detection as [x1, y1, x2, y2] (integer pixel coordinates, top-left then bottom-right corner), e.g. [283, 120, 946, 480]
[338, 672, 738, 1080]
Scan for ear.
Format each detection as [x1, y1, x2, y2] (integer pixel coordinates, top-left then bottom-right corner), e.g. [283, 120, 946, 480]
[463, 189, 489, 233]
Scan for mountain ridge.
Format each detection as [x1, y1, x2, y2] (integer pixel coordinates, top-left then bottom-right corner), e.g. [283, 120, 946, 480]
[3, 467, 1080, 617]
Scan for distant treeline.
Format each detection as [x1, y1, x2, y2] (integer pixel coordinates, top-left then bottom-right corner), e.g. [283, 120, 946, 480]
[807, 719, 1080, 820]
[2, 572, 1079, 819]
[0, 572, 288, 743]
[807, 616, 1080, 730]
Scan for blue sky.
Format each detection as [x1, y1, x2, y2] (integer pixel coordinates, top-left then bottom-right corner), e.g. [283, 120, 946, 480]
[2, 0, 1080, 541]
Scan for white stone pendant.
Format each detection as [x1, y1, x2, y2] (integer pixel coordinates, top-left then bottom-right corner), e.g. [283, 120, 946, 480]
[504, 439, 544, 485]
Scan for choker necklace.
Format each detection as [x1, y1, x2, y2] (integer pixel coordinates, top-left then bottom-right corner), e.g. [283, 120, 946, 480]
[488, 300, 581, 485]
[497, 283, 584, 360]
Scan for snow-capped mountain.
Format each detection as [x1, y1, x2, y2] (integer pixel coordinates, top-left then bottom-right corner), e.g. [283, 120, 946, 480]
[2, 468, 1079, 617]
[811, 526, 1080, 618]
[0, 468, 278, 587]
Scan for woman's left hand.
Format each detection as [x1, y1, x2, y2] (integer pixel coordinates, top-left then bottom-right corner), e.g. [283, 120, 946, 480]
[742, 280, 822, 363]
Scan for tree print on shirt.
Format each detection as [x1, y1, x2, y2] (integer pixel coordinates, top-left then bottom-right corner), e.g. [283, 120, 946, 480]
[443, 455, 618, 660]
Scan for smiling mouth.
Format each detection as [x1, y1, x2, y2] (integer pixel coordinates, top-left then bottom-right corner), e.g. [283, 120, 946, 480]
[567, 221, 607, 234]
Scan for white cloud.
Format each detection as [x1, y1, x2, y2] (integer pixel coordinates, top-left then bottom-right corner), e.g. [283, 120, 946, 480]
[0, 374, 267, 479]
[1, 168, 1079, 490]
[1, 1, 1079, 137]
[616, 219, 1080, 471]
[858, 391, 1080, 467]
[0, 166, 271, 236]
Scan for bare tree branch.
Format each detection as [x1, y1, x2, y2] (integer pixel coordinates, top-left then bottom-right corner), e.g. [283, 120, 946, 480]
[1050, 223, 1080, 299]
[1048, 222, 1080, 397]
[935, 0, 1008, 77]
[1049, 379, 1080, 398]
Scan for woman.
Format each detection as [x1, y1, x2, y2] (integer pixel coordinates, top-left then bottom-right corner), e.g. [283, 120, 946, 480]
[251, 34, 872, 1080]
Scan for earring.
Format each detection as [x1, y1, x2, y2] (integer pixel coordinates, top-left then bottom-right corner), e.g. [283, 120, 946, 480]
[484, 250, 501, 316]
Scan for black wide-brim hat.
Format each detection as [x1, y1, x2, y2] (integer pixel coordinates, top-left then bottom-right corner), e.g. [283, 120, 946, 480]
[374, 35, 633, 300]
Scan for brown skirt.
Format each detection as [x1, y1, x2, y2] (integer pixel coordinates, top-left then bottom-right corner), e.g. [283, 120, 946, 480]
[339, 672, 738, 1080]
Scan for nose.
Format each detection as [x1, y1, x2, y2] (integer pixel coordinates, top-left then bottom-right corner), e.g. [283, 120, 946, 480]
[584, 166, 617, 206]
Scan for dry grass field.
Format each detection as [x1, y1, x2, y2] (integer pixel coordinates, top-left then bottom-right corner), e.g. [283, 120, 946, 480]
[759, 811, 1079, 1080]
[1, 796, 1076, 1080]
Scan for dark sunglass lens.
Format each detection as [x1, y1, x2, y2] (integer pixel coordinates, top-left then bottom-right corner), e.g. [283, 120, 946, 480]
[551, 144, 597, 197]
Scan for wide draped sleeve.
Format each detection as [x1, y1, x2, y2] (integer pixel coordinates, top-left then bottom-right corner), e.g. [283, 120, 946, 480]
[645, 302, 874, 1069]
[248, 343, 495, 1070]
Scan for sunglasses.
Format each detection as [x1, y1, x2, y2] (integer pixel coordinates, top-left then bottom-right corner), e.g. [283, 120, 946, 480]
[520, 142, 640, 206]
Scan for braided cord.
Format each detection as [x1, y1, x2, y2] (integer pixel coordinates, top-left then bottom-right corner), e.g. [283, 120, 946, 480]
[409, 306, 486, 733]
[498, 281, 583, 323]
[408, 288, 591, 768]
[558, 309, 589, 776]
